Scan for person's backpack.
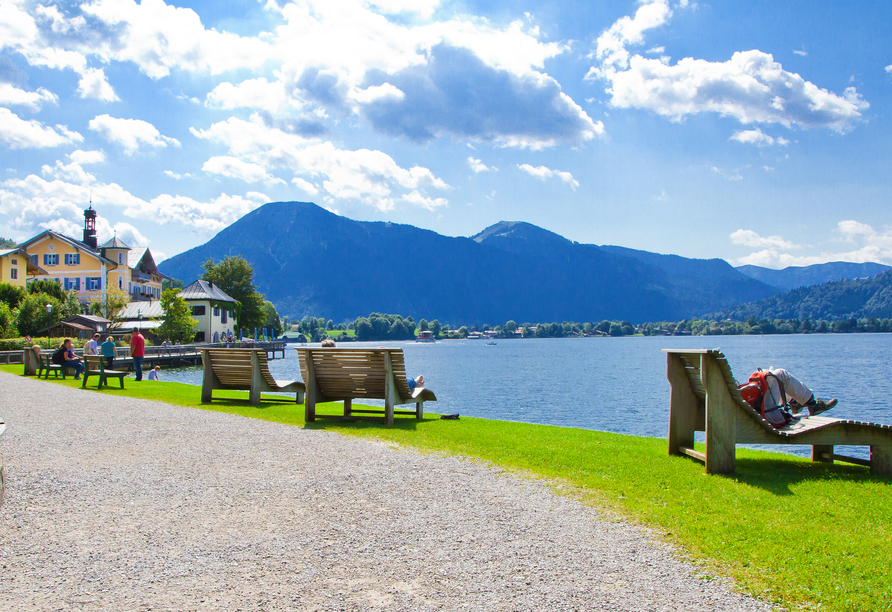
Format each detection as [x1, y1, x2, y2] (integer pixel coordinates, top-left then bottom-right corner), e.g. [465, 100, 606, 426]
[51, 346, 67, 366]
[738, 369, 795, 429]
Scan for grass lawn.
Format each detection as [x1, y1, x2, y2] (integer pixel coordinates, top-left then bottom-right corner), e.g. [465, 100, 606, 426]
[3, 364, 890, 611]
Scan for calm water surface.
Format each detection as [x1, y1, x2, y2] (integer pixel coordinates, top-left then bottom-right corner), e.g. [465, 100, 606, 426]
[164, 334, 892, 458]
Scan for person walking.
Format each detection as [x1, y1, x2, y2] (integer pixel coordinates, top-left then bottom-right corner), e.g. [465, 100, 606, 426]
[130, 328, 146, 381]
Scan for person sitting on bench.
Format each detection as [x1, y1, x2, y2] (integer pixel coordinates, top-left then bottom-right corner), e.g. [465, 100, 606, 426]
[53, 338, 84, 379]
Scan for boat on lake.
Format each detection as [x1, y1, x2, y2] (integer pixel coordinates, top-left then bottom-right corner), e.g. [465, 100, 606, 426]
[416, 330, 436, 343]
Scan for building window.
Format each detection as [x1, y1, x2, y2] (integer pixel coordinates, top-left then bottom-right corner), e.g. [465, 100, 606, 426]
[10, 257, 17, 265]
[64, 277, 81, 291]
[194, 331, 205, 342]
[119, 276, 123, 289]
[10, 268, 17, 280]
[214, 306, 220, 316]
[86, 277, 101, 291]
[44, 254, 59, 266]
[118, 252, 123, 264]
[65, 253, 80, 265]
[221, 309, 227, 324]
[192, 305, 206, 316]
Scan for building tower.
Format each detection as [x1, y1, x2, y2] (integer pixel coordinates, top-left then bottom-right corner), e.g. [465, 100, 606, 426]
[83, 206, 98, 249]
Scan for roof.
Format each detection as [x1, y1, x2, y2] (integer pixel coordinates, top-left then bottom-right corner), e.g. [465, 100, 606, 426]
[17, 230, 118, 267]
[99, 236, 131, 250]
[72, 314, 112, 324]
[116, 300, 165, 320]
[0, 246, 49, 275]
[118, 320, 164, 331]
[180, 279, 238, 304]
[128, 248, 170, 280]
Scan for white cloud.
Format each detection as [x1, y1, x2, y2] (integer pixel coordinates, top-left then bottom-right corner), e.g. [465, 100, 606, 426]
[737, 221, 892, 268]
[202, 155, 285, 185]
[291, 177, 319, 195]
[793, 49, 807, 57]
[711, 166, 743, 180]
[0, 83, 57, 111]
[467, 157, 495, 173]
[517, 164, 579, 189]
[164, 170, 194, 180]
[886, 65, 892, 74]
[588, 5, 868, 134]
[400, 190, 448, 210]
[0, 169, 270, 235]
[0, 108, 82, 149]
[730, 128, 789, 147]
[594, 0, 672, 70]
[41, 150, 106, 184]
[76, 67, 119, 102]
[191, 114, 449, 212]
[206, 78, 289, 112]
[88, 114, 180, 154]
[731, 229, 799, 250]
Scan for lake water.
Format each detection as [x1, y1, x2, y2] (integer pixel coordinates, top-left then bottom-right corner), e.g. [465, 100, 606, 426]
[163, 334, 892, 459]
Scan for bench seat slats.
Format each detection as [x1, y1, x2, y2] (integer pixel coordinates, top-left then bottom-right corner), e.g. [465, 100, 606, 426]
[201, 349, 305, 406]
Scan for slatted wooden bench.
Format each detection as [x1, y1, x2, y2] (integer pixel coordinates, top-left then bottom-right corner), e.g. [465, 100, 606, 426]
[664, 348, 892, 475]
[82, 355, 127, 389]
[37, 353, 78, 379]
[295, 348, 437, 425]
[201, 349, 305, 405]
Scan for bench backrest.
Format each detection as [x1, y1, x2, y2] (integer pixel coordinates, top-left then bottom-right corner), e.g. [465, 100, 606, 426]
[663, 349, 777, 433]
[203, 349, 278, 388]
[85, 355, 102, 371]
[296, 348, 413, 401]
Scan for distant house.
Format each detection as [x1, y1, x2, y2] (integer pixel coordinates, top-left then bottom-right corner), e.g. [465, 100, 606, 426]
[0, 247, 45, 287]
[467, 331, 484, 339]
[179, 280, 238, 343]
[128, 247, 167, 302]
[38, 314, 112, 339]
[116, 300, 165, 336]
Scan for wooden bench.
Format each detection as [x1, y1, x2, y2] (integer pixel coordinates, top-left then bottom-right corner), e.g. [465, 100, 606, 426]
[37, 353, 78, 379]
[200, 349, 305, 405]
[82, 355, 127, 389]
[295, 348, 437, 425]
[664, 349, 892, 475]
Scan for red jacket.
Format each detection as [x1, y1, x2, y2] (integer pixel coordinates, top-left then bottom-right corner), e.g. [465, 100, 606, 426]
[130, 332, 145, 357]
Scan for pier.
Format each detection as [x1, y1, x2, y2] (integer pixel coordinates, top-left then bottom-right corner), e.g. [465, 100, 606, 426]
[2, 341, 286, 373]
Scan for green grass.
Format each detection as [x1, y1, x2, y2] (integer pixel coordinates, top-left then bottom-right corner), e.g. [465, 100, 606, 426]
[3, 364, 890, 611]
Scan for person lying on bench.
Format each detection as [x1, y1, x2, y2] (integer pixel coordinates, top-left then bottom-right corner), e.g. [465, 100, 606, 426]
[749, 367, 838, 417]
[407, 375, 425, 391]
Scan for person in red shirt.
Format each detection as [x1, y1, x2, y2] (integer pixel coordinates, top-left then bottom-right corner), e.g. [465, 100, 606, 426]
[130, 328, 146, 381]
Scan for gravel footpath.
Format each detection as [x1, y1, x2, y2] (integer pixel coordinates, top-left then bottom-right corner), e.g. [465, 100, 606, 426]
[0, 372, 772, 611]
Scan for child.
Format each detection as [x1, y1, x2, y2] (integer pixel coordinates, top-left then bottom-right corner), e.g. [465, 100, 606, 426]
[147, 366, 161, 381]
[100, 336, 117, 369]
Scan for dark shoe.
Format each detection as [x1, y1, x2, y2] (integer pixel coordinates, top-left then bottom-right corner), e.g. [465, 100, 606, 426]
[74, 376, 81, 380]
[789, 399, 804, 415]
[808, 398, 838, 417]
[440, 414, 460, 420]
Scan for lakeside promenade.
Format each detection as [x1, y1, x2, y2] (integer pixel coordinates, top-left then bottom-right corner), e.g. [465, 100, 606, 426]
[0, 373, 770, 611]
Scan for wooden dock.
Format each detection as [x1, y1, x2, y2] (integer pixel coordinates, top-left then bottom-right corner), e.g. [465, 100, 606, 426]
[2, 341, 286, 373]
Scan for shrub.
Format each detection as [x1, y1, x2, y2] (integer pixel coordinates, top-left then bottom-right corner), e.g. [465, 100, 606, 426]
[16, 294, 62, 336]
[0, 282, 27, 308]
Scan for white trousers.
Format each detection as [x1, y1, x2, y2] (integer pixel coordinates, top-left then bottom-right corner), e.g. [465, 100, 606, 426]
[764, 367, 814, 409]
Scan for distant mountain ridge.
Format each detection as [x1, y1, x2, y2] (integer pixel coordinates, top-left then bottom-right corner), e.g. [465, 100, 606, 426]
[711, 270, 892, 322]
[736, 262, 890, 290]
[158, 201, 781, 323]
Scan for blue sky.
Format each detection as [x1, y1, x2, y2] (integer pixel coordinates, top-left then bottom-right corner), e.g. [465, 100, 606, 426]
[1, 0, 891, 269]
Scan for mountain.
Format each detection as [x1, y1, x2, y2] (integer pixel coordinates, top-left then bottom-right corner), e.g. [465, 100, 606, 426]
[711, 270, 892, 322]
[159, 201, 780, 324]
[736, 262, 890, 290]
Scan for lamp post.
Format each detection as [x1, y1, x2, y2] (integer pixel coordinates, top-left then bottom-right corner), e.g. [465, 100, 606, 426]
[46, 303, 53, 338]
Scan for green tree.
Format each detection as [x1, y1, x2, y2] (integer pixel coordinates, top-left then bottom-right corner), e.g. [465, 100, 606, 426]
[262, 301, 283, 337]
[609, 322, 624, 337]
[162, 277, 185, 291]
[157, 289, 197, 343]
[457, 326, 469, 338]
[16, 293, 62, 336]
[417, 319, 429, 332]
[201, 255, 266, 332]
[0, 302, 17, 338]
[28, 279, 63, 300]
[0, 237, 16, 249]
[429, 319, 441, 337]
[0, 283, 27, 309]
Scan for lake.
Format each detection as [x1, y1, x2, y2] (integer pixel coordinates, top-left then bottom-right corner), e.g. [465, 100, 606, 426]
[163, 334, 892, 459]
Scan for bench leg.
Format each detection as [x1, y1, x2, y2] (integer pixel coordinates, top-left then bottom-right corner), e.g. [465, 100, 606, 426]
[119, 376, 125, 389]
[870, 445, 892, 476]
[666, 353, 698, 457]
[415, 402, 423, 419]
[344, 398, 352, 418]
[385, 397, 394, 426]
[81, 374, 88, 389]
[812, 444, 834, 464]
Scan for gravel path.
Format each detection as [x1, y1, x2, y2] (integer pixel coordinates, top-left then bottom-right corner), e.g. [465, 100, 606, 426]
[0, 373, 772, 611]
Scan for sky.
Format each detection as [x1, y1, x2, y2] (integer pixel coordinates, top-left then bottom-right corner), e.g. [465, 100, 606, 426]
[1, 0, 891, 269]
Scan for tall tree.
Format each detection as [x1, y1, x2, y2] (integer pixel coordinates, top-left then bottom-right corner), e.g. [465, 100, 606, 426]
[157, 289, 197, 343]
[16, 294, 61, 336]
[262, 300, 283, 337]
[201, 255, 266, 331]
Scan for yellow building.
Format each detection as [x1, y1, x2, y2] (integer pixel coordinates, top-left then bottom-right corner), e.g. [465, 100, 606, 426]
[16, 206, 166, 310]
[0, 247, 45, 287]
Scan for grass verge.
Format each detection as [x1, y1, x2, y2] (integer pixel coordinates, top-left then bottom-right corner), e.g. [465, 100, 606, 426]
[3, 365, 890, 611]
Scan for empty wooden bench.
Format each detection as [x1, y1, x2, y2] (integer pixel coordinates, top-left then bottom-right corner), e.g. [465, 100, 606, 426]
[295, 348, 437, 425]
[664, 349, 892, 475]
[82, 355, 127, 389]
[201, 349, 305, 405]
